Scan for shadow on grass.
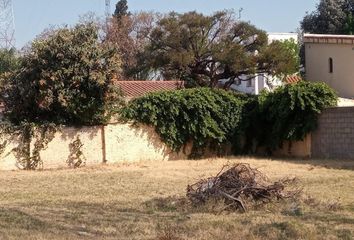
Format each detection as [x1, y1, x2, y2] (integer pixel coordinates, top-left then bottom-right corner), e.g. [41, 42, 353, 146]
[252, 218, 353, 240]
[0, 207, 48, 230]
[300, 211, 354, 225]
[252, 221, 314, 240]
[0, 207, 94, 238]
[243, 155, 354, 171]
[143, 196, 237, 215]
[0, 201, 192, 239]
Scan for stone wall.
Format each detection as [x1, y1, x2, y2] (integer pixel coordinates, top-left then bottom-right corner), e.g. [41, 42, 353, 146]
[312, 107, 354, 159]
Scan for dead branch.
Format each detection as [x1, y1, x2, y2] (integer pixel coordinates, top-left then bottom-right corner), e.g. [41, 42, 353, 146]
[186, 163, 301, 212]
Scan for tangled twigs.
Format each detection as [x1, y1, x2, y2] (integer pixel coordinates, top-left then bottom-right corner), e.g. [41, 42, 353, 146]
[186, 163, 301, 212]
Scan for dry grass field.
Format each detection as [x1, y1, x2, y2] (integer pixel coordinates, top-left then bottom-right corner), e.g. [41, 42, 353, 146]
[0, 157, 353, 240]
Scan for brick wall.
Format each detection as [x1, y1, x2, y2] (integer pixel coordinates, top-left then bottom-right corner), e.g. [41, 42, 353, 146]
[312, 107, 354, 159]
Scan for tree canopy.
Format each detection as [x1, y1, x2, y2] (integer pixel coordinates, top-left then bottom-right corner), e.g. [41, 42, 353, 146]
[139, 11, 298, 87]
[106, 11, 156, 80]
[301, 0, 354, 34]
[113, 0, 130, 20]
[0, 48, 20, 75]
[1, 23, 123, 125]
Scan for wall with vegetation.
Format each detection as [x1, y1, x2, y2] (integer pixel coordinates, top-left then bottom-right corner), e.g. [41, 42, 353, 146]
[0, 134, 22, 170]
[0, 122, 315, 171]
[0, 123, 191, 170]
[39, 126, 104, 169]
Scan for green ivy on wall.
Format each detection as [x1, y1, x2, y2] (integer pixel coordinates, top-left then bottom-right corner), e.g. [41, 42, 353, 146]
[121, 82, 338, 157]
[121, 88, 250, 157]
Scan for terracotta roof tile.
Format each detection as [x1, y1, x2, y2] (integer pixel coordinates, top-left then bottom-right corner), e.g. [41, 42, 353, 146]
[285, 75, 302, 84]
[115, 80, 185, 98]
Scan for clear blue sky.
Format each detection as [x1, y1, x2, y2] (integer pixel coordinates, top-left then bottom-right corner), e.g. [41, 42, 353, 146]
[13, 0, 318, 49]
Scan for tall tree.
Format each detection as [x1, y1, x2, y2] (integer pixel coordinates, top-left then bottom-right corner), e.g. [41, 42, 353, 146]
[113, 0, 129, 20]
[140, 11, 298, 87]
[106, 12, 156, 80]
[301, 0, 353, 34]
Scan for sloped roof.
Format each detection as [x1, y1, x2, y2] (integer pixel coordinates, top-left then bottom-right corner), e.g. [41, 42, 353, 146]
[115, 81, 184, 98]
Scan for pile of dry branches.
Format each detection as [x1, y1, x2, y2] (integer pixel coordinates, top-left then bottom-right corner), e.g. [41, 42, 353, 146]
[187, 163, 301, 212]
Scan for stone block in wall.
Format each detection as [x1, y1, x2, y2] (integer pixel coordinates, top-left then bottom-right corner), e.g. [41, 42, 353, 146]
[312, 107, 354, 159]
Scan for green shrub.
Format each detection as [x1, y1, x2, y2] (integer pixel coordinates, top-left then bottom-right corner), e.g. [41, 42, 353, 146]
[257, 81, 337, 151]
[121, 88, 249, 157]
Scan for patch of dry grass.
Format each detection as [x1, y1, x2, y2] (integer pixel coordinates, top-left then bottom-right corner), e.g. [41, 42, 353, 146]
[0, 157, 353, 239]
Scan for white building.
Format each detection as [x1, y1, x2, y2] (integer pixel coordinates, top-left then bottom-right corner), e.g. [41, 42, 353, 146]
[220, 32, 298, 95]
[267, 32, 298, 43]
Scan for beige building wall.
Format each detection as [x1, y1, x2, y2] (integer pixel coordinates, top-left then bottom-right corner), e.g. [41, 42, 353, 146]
[305, 42, 354, 98]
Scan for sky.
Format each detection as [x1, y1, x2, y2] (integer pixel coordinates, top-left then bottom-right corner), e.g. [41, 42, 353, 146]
[12, 0, 318, 49]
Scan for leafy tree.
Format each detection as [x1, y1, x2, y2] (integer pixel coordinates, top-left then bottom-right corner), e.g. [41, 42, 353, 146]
[106, 12, 157, 79]
[279, 39, 300, 71]
[1, 23, 123, 125]
[113, 0, 130, 20]
[0, 48, 20, 75]
[141, 11, 298, 87]
[301, 0, 354, 34]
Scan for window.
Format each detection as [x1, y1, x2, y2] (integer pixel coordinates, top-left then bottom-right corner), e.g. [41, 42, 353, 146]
[329, 58, 333, 73]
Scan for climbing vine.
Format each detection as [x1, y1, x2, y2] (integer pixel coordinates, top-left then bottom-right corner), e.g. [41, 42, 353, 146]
[67, 136, 86, 168]
[121, 88, 250, 157]
[4, 122, 60, 170]
[257, 81, 337, 151]
[121, 82, 338, 157]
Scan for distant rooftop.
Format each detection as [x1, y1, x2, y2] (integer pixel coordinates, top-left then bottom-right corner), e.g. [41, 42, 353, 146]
[268, 32, 297, 36]
[304, 34, 354, 44]
[115, 80, 184, 99]
[268, 32, 298, 43]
